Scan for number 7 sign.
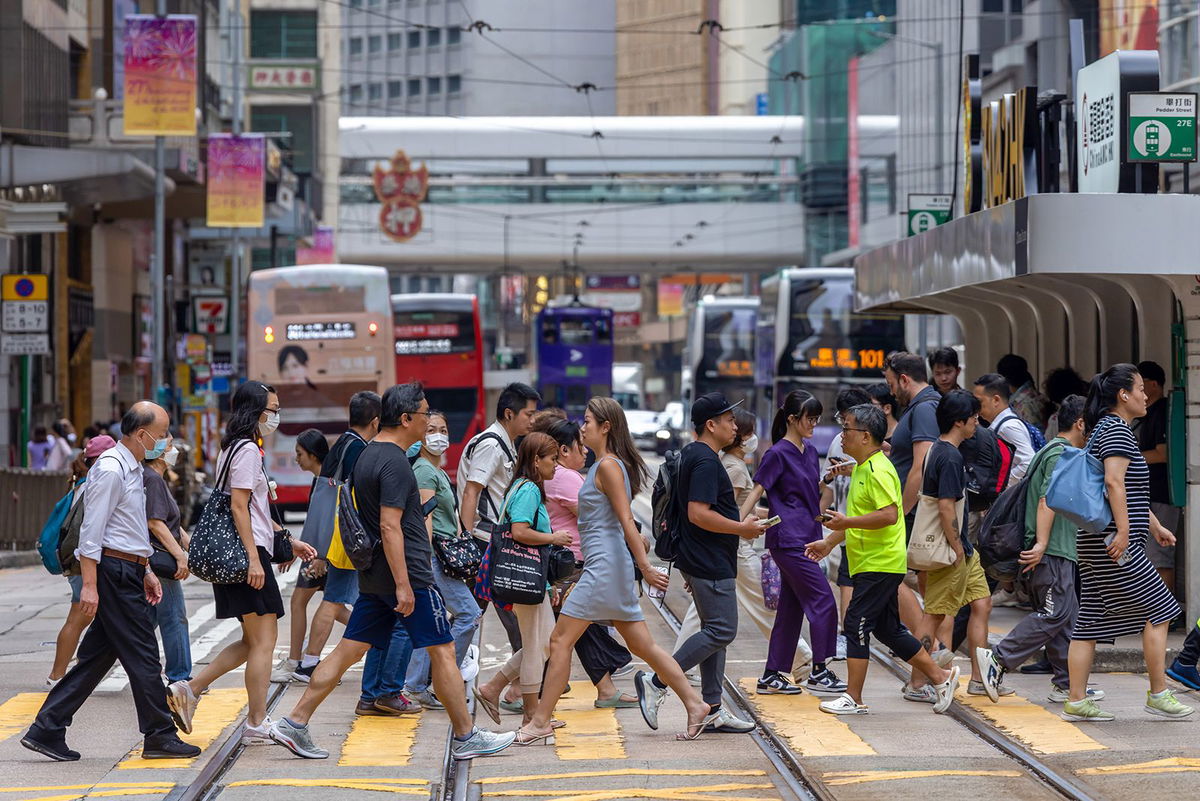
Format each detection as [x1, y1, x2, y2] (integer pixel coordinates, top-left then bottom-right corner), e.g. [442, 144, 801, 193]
[192, 296, 230, 335]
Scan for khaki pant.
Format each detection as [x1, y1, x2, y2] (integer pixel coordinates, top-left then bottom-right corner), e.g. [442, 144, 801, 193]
[498, 597, 555, 694]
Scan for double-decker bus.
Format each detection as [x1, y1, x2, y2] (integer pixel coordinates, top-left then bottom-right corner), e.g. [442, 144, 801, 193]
[247, 265, 395, 510]
[681, 296, 759, 410]
[536, 303, 614, 420]
[759, 267, 906, 452]
[391, 293, 486, 482]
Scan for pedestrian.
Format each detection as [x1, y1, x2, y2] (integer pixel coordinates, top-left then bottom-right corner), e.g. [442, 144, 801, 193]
[973, 373, 1036, 481]
[274, 428, 330, 683]
[928, 347, 962, 395]
[1043, 367, 1088, 439]
[826, 389, 873, 661]
[402, 410, 483, 710]
[883, 352, 941, 524]
[280, 391, 380, 684]
[997, 354, 1049, 431]
[1167, 618, 1200, 690]
[458, 382, 541, 712]
[473, 433, 574, 728]
[166, 382, 317, 745]
[45, 434, 115, 687]
[520, 397, 728, 743]
[683, 408, 814, 682]
[28, 425, 54, 470]
[977, 395, 1105, 704]
[1133, 361, 1180, 599]
[865, 383, 899, 440]
[634, 393, 766, 733]
[907, 389, 997, 702]
[536, 415, 638, 709]
[269, 383, 515, 760]
[740, 390, 843, 696]
[46, 420, 76, 471]
[144, 437, 192, 685]
[22, 402, 199, 762]
[1061, 364, 1191, 721]
[805, 403, 961, 715]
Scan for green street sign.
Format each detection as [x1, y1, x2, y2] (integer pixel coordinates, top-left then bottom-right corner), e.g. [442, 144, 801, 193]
[907, 194, 952, 237]
[1127, 92, 1198, 162]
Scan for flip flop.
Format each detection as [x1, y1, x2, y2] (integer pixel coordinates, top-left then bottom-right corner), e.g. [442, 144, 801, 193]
[594, 694, 640, 709]
[676, 709, 721, 741]
[515, 726, 556, 746]
[499, 698, 524, 713]
[472, 687, 502, 725]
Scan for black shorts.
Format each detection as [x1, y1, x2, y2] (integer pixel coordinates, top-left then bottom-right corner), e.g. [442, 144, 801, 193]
[836, 545, 853, 587]
[295, 560, 327, 590]
[213, 546, 286, 620]
[844, 571, 921, 662]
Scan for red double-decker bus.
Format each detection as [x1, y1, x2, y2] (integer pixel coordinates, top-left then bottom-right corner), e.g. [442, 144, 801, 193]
[391, 293, 486, 482]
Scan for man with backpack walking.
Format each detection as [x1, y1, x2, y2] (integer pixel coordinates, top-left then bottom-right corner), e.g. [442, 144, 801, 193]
[977, 395, 1106, 705]
[973, 373, 1041, 482]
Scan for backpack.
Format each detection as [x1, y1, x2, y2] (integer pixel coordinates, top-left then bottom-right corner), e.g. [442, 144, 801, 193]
[651, 449, 682, 561]
[1002, 408, 1048, 451]
[57, 486, 89, 577]
[38, 483, 80, 574]
[961, 425, 1014, 512]
[463, 431, 514, 524]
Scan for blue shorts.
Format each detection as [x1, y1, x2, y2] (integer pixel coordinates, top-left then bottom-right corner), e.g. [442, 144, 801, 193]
[323, 565, 360, 606]
[67, 574, 82, 603]
[343, 587, 452, 650]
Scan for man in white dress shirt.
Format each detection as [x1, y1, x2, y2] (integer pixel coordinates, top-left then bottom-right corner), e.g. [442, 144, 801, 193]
[23, 402, 199, 762]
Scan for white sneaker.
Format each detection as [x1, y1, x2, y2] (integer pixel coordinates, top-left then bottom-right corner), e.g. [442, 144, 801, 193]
[45, 676, 60, 689]
[459, 645, 480, 683]
[450, 727, 517, 760]
[1048, 686, 1106, 703]
[270, 658, 299, 684]
[166, 680, 198, 734]
[932, 648, 956, 668]
[819, 693, 869, 715]
[704, 706, 755, 732]
[991, 588, 1021, 608]
[684, 671, 702, 687]
[634, 671, 668, 730]
[932, 665, 961, 714]
[241, 716, 274, 745]
[833, 635, 848, 662]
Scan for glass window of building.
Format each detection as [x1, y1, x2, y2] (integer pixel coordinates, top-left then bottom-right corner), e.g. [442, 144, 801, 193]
[349, 37, 363, 57]
[349, 84, 363, 103]
[448, 74, 461, 93]
[388, 32, 402, 50]
[250, 106, 317, 174]
[427, 28, 441, 47]
[447, 27, 461, 46]
[368, 83, 382, 101]
[350, 0, 362, 7]
[408, 78, 421, 96]
[428, 76, 441, 95]
[408, 31, 421, 48]
[388, 80, 403, 98]
[368, 35, 382, 54]
[250, 10, 318, 59]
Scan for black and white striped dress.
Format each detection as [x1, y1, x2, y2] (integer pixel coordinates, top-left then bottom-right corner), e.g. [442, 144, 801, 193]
[1073, 414, 1180, 642]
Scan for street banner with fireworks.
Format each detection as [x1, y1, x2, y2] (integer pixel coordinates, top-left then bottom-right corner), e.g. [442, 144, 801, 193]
[297, 226, 335, 264]
[207, 134, 266, 228]
[374, 150, 428, 241]
[122, 14, 198, 136]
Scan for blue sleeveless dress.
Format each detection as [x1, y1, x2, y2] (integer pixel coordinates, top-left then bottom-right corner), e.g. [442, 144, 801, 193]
[560, 456, 643, 623]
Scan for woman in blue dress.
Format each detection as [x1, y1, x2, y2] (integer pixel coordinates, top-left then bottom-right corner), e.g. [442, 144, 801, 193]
[518, 397, 717, 744]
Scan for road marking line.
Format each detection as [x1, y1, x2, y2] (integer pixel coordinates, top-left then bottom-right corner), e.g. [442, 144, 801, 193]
[338, 712, 422, 766]
[822, 769, 1024, 786]
[118, 688, 246, 769]
[0, 692, 47, 743]
[227, 779, 429, 794]
[955, 679, 1106, 754]
[17, 790, 167, 801]
[480, 784, 775, 801]
[0, 784, 173, 793]
[552, 693, 626, 760]
[1077, 757, 1200, 776]
[476, 770, 768, 785]
[737, 678, 874, 756]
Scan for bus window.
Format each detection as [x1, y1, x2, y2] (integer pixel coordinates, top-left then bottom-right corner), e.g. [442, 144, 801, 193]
[541, 317, 557, 344]
[558, 318, 595, 345]
[422, 386, 480, 442]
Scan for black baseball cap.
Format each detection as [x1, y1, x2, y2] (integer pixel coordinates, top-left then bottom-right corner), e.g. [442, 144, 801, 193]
[691, 392, 744, 428]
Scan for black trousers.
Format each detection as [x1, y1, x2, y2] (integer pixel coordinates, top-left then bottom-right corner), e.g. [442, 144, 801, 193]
[30, 558, 176, 744]
[1180, 622, 1200, 666]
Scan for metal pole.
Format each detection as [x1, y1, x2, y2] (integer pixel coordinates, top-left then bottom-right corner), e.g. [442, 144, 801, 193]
[152, 0, 167, 398]
[935, 42, 945, 195]
[230, 2, 244, 377]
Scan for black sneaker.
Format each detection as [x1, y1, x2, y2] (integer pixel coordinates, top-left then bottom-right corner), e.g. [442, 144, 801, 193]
[805, 668, 849, 697]
[756, 671, 803, 695]
[292, 662, 318, 683]
[1020, 656, 1053, 675]
[20, 733, 80, 762]
[142, 737, 201, 759]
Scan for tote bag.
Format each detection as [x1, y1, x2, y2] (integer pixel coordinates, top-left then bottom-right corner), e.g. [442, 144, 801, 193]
[1045, 426, 1112, 533]
[906, 452, 960, 571]
[488, 480, 549, 606]
[190, 440, 255, 584]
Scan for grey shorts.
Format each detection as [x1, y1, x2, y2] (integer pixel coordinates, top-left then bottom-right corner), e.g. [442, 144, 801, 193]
[67, 573, 82, 603]
[1148, 502, 1181, 570]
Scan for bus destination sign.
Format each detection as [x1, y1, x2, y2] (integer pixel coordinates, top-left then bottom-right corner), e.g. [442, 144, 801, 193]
[286, 321, 357, 340]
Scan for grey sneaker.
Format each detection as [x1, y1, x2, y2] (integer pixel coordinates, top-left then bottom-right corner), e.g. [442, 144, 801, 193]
[1048, 686, 1105, 703]
[270, 658, 298, 684]
[268, 718, 329, 759]
[902, 683, 937, 704]
[405, 689, 445, 710]
[450, 727, 517, 760]
[932, 665, 961, 714]
[635, 671, 668, 731]
[166, 680, 197, 735]
[704, 706, 755, 733]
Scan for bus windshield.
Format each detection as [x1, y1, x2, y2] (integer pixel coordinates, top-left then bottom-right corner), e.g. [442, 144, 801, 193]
[779, 276, 901, 379]
[698, 307, 756, 381]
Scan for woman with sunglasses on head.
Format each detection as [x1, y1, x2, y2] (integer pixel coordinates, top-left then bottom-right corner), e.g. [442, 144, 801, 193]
[740, 390, 843, 697]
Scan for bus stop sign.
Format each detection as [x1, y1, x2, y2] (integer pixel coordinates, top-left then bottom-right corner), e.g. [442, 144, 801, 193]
[907, 194, 952, 237]
[1127, 92, 1198, 162]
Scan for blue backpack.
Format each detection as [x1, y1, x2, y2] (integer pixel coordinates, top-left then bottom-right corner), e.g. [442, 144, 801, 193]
[37, 481, 82, 575]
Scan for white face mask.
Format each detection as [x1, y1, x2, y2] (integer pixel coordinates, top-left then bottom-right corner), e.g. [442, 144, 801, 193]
[67, 433, 77, 444]
[425, 432, 450, 455]
[261, 410, 280, 435]
[742, 434, 759, 454]
[162, 447, 179, 467]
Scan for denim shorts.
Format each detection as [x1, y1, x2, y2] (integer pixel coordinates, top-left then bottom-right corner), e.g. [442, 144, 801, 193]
[67, 574, 82, 603]
[323, 565, 360, 606]
[343, 588, 452, 650]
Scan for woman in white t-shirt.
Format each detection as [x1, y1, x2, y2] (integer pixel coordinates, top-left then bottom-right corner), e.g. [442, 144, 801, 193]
[167, 381, 315, 745]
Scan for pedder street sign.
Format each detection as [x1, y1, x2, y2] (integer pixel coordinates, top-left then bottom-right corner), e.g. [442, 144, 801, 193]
[1127, 93, 1197, 162]
[907, 194, 952, 236]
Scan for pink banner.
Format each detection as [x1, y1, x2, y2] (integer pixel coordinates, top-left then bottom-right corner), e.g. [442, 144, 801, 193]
[297, 226, 335, 265]
[123, 14, 198, 136]
[207, 134, 266, 228]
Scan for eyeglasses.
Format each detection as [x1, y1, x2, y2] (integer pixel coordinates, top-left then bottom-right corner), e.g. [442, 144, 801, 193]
[841, 426, 868, 433]
[408, 410, 434, 417]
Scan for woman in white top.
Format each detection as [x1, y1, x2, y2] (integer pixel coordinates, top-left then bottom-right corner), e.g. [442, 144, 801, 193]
[167, 381, 315, 744]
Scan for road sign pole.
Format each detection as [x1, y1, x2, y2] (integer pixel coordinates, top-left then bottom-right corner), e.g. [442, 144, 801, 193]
[19, 355, 29, 467]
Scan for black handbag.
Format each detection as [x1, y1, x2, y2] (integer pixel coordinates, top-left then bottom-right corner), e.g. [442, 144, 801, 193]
[434, 531, 483, 582]
[149, 547, 178, 579]
[189, 440, 255, 584]
[262, 476, 295, 565]
[488, 480, 549, 606]
[336, 481, 379, 571]
[546, 545, 581, 584]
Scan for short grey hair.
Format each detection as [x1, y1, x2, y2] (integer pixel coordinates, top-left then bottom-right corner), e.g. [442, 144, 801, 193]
[847, 403, 887, 445]
[121, 402, 158, 436]
[381, 382, 425, 427]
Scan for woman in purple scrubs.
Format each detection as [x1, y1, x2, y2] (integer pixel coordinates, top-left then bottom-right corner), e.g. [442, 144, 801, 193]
[741, 390, 844, 697]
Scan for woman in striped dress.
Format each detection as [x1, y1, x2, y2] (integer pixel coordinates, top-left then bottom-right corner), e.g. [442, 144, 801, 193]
[1064, 363, 1192, 722]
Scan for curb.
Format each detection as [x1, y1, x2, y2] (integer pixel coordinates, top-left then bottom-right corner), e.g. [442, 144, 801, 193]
[0, 551, 43, 570]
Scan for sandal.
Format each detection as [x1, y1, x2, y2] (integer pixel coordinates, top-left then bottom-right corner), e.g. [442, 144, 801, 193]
[472, 687, 502, 726]
[676, 709, 720, 741]
[594, 693, 640, 709]
[550, 718, 567, 730]
[515, 725, 556, 746]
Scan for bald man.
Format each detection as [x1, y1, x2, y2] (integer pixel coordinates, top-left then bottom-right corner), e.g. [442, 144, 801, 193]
[23, 402, 199, 761]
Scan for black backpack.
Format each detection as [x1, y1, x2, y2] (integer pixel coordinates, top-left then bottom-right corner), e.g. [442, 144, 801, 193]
[976, 441, 1061, 579]
[961, 425, 1015, 512]
[651, 449, 682, 562]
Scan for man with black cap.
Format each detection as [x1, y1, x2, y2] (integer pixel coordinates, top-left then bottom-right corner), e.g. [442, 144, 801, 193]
[636, 392, 765, 734]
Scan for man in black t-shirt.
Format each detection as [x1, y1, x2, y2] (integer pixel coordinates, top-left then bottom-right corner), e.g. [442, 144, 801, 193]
[637, 393, 764, 734]
[1136, 360, 1179, 594]
[270, 383, 515, 762]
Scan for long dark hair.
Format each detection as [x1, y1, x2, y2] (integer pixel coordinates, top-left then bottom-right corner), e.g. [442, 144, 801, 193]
[771, 390, 823, 444]
[296, 428, 330, 463]
[586, 396, 649, 497]
[1084, 363, 1139, 432]
[510, 431, 558, 498]
[222, 381, 275, 450]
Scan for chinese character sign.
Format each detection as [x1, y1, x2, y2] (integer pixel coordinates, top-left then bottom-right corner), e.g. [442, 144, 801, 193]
[374, 150, 428, 242]
[123, 15, 198, 136]
[207, 134, 265, 228]
[249, 65, 320, 92]
[297, 226, 335, 265]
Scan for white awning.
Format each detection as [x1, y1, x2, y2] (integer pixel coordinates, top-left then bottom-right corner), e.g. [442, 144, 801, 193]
[0, 144, 168, 206]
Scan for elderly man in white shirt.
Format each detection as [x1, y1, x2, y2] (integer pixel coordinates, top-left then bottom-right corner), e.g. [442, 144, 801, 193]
[973, 373, 1036, 483]
[23, 402, 199, 762]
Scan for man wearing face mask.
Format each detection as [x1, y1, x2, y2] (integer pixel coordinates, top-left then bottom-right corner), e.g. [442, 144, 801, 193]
[23, 402, 199, 762]
[144, 435, 193, 685]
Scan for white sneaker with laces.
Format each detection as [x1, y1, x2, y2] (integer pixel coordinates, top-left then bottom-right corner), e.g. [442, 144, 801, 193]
[451, 728, 517, 760]
[819, 693, 869, 715]
[270, 658, 299, 684]
[1048, 686, 1105, 703]
[834, 635, 848, 662]
[459, 645, 480, 683]
[635, 671, 668, 730]
[932, 665, 961, 714]
[242, 717, 274, 745]
[705, 706, 756, 733]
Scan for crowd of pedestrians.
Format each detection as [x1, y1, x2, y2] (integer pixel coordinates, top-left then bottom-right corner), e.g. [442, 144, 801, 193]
[19, 346, 1200, 765]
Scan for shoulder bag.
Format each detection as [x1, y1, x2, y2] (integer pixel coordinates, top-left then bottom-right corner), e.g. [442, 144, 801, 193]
[1045, 422, 1113, 533]
[189, 440, 256, 584]
[906, 452, 960, 571]
[335, 480, 378, 571]
[431, 468, 483, 581]
[487, 479, 550, 606]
